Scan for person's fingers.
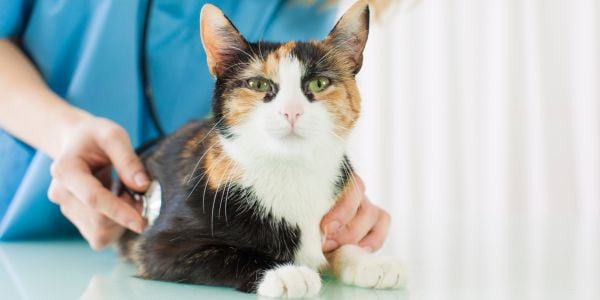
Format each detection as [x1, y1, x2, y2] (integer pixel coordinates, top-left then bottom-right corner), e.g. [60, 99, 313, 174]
[51, 157, 144, 233]
[49, 180, 124, 249]
[72, 210, 125, 250]
[84, 221, 124, 250]
[320, 175, 365, 237]
[95, 120, 149, 192]
[48, 179, 71, 205]
[325, 199, 380, 252]
[358, 209, 391, 252]
[119, 191, 144, 214]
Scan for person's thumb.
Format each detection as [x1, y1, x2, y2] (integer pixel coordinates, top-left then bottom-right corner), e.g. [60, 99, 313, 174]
[97, 124, 150, 192]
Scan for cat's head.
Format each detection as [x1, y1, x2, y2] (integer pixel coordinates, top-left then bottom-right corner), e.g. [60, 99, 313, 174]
[200, 0, 369, 160]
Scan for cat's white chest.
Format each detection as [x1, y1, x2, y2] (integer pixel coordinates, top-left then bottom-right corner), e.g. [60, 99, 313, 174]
[220, 134, 346, 270]
[242, 159, 340, 270]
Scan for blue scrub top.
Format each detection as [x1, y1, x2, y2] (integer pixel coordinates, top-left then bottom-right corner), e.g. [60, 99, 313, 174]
[0, 0, 335, 240]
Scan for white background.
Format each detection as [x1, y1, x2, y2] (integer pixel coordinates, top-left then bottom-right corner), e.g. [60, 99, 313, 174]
[343, 0, 600, 299]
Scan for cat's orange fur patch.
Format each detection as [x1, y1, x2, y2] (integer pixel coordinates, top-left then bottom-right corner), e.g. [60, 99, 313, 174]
[202, 135, 241, 190]
[315, 78, 361, 137]
[223, 41, 299, 126]
[222, 88, 261, 127]
[264, 41, 296, 77]
[181, 125, 210, 160]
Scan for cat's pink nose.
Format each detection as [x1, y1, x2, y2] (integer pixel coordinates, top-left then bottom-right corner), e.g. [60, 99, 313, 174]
[279, 108, 303, 127]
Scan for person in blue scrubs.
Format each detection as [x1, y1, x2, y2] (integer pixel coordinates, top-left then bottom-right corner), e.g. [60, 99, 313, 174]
[0, 0, 391, 253]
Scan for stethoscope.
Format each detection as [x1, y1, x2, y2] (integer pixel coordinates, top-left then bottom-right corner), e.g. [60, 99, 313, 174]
[128, 0, 163, 226]
[141, 0, 165, 137]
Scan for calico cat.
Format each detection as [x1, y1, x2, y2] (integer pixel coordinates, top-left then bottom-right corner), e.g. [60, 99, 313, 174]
[117, 1, 404, 297]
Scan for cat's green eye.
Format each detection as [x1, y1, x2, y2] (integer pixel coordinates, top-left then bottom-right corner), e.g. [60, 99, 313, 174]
[247, 78, 272, 93]
[307, 77, 331, 93]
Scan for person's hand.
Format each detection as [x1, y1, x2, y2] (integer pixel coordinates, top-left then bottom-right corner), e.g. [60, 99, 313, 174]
[47, 116, 148, 249]
[321, 175, 390, 253]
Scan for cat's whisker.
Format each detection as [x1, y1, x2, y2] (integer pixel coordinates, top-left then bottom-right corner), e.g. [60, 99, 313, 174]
[229, 45, 255, 61]
[222, 61, 252, 73]
[217, 158, 238, 219]
[248, 41, 260, 60]
[187, 138, 224, 183]
[255, 27, 268, 60]
[186, 117, 226, 184]
[187, 138, 221, 183]
[185, 139, 230, 213]
[199, 149, 232, 215]
[211, 158, 236, 236]
[257, 41, 265, 61]
[183, 137, 226, 210]
[222, 161, 240, 225]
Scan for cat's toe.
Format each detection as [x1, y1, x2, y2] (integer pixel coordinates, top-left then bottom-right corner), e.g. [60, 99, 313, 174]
[341, 257, 405, 289]
[257, 265, 321, 298]
[375, 259, 405, 288]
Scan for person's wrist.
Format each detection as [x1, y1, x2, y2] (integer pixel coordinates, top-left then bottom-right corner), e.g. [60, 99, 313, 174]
[47, 94, 92, 158]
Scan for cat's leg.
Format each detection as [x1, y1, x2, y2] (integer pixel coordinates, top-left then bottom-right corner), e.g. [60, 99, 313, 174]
[136, 241, 320, 297]
[256, 264, 322, 298]
[327, 244, 405, 289]
[136, 242, 279, 293]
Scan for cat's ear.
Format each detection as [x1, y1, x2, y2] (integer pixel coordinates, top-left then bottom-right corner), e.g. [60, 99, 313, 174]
[324, 0, 370, 74]
[200, 4, 249, 78]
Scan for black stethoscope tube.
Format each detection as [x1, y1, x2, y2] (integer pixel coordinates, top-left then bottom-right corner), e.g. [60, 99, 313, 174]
[140, 0, 166, 137]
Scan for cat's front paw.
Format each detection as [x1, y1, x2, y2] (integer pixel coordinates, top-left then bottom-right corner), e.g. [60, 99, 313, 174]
[257, 265, 321, 298]
[339, 256, 405, 289]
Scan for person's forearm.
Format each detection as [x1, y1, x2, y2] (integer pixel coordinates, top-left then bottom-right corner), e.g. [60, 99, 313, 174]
[0, 39, 90, 158]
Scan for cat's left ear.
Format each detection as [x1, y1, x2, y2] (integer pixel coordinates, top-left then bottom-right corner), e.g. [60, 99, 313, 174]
[200, 4, 249, 78]
[324, 0, 370, 74]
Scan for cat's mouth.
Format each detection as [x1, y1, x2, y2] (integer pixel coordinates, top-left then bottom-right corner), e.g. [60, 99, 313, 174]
[268, 124, 307, 141]
[280, 131, 305, 141]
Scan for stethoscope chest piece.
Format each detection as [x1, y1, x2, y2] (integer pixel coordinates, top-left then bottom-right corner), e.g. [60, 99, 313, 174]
[134, 180, 162, 227]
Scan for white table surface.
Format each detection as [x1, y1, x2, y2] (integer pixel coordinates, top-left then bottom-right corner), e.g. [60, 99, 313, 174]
[0, 240, 408, 300]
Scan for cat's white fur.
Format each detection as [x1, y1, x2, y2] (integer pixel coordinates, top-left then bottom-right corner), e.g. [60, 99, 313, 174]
[257, 265, 322, 298]
[329, 245, 406, 289]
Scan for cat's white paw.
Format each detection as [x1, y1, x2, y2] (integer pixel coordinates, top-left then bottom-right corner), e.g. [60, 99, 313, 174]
[339, 257, 405, 289]
[257, 265, 321, 298]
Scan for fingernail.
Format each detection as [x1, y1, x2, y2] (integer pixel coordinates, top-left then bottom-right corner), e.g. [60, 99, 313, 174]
[362, 246, 373, 253]
[128, 221, 143, 233]
[327, 220, 341, 236]
[134, 172, 150, 188]
[323, 240, 339, 252]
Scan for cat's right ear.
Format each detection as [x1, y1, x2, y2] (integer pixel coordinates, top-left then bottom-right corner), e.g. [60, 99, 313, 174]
[200, 4, 249, 78]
